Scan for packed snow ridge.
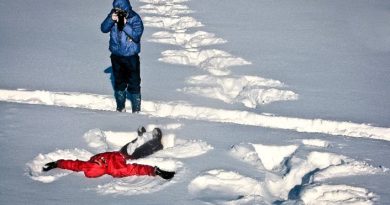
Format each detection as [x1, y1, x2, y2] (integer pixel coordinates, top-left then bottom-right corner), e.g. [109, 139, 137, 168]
[301, 139, 330, 148]
[26, 124, 212, 195]
[1, 89, 390, 141]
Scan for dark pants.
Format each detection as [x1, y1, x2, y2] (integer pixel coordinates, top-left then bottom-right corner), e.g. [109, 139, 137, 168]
[110, 54, 141, 94]
[110, 54, 142, 112]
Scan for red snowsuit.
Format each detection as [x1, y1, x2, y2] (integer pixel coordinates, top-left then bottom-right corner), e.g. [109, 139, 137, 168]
[57, 151, 155, 178]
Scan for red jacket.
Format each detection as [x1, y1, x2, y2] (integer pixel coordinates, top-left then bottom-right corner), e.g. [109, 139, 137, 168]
[57, 151, 155, 178]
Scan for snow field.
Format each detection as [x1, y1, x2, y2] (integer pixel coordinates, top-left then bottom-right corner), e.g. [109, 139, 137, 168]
[2, 0, 388, 204]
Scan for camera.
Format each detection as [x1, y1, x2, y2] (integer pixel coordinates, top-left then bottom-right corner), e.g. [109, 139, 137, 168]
[114, 8, 128, 31]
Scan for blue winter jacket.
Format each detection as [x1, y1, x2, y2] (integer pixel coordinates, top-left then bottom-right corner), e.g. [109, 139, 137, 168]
[101, 0, 144, 57]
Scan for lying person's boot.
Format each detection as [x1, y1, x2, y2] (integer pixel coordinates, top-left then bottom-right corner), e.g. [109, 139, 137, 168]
[137, 126, 146, 137]
[42, 161, 58, 172]
[152, 128, 162, 141]
[154, 166, 175, 180]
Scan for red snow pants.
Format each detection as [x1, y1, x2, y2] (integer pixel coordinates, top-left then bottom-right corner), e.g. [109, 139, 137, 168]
[57, 151, 156, 178]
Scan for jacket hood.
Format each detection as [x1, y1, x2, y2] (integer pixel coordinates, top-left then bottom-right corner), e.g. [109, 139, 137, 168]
[113, 0, 132, 12]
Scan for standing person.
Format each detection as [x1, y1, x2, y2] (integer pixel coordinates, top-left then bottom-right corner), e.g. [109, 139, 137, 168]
[42, 127, 175, 180]
[101, 0, 144, 113]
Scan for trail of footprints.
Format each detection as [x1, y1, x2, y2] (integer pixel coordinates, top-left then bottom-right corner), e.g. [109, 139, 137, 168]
[140, 0, 298, 108]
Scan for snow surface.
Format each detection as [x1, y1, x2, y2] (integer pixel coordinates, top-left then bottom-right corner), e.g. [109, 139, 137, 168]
[1, 0, 390, 204]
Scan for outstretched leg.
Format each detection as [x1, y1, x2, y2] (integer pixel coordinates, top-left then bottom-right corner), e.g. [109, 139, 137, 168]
[131, 128, 163, 159]
[119, 126, 147, 159]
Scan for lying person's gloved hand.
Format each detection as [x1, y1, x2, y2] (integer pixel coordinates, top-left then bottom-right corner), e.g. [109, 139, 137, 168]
[42, 161, 58, 172]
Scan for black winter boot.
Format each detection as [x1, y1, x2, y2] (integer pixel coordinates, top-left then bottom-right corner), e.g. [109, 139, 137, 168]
[115, 90, 127, 112]
[42, 161, 58, 172]
[129, 93, 141, 113]
[152, 128, 162, 141]
[154, 167, 175, 180]
[137, 126, 146, 137]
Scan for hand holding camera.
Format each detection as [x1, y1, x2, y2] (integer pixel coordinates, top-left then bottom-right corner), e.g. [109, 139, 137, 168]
[112, 8, 128, 31]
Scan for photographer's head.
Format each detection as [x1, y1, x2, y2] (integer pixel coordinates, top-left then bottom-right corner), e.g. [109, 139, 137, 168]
[113, 0, 132, 12]
[114, 8, 128, 18]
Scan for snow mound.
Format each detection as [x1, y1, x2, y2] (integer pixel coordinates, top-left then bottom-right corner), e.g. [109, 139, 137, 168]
[180, 75, 298, 108]
[302, 139, 330, 148]
[149, 31, 226, 48]
[159, 49, 251, 76]
[83, 129, 109, 153]
[313, 160, 384, 181]
[140, 4, 193, 16]
[263, 151, 381, 201]
[26, 149, 93, 183]
[143, 16, 203, 31]
[83, 129, 136, 153]
[252, 144, 299, 173]
[188, 170, 264, 204]
[230, 143, 263, 169]
[300, 184, 377, 205]
[264, 152, 346, 200]
[155, 138, 213, 158]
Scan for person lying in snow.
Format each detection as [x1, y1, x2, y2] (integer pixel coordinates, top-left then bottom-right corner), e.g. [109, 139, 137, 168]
[42, 127, 175, 180]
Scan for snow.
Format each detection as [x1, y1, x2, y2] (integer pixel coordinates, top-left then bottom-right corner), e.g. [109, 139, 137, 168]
[179, 75, 298, 108]
[252, 144, 299, 173]
[188, 169, 264, 203]
[159, 49, 251, 75]
[1, 0, 390, 204]
[300, 184, 377, 205]
[149, 31, 226, 48]
[302, 139, 330, 148]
